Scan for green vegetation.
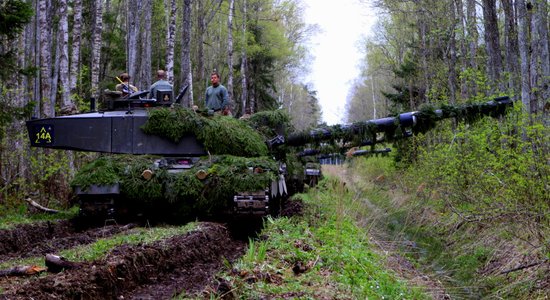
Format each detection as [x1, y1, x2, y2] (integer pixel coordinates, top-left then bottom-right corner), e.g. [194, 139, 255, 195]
[192, 177, 429, 299]
[346, 110, 549, 299]
[142, 107, 270, 157]
[0, 206, 79, 230]
[0, 223, 197, 270]
[71, 154, 277, 217]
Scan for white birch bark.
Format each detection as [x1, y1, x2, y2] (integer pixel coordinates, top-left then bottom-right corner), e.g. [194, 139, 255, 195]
[70, 0, 82, 95]
[58, 0, 73, 111]
[240, 0, 248, 114]
[39, 0, 54, 118]
[182, 0, 194, 106]
[91, 0, 104, 99]
[165, 0, 177, 83]
[227, 0, 235, 110]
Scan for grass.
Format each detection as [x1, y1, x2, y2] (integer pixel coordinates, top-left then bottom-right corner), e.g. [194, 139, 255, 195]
[345, 150, 550, 300]
[0, 223, 197, 270]
[0, 206, 79, 229]
[184, 172, 430, 299]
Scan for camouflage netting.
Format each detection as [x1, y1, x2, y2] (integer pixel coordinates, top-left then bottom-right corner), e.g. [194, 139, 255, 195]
[141, 107, 269, 157]
[286, 99, 512, 149]
[71, 155, 278, 217]
[245, 110, 293, 137]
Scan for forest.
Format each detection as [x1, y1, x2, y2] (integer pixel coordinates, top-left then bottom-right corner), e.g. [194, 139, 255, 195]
[0, 0, 549, 298]
[0, 0, 321, 205]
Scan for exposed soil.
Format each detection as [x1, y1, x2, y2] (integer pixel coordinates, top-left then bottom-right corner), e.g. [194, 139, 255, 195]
[0, 220, 135, 263]
[1, 222, 246, 300]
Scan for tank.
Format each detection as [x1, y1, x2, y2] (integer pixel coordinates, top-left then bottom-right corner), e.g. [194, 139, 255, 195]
[26, 91, 513, 222]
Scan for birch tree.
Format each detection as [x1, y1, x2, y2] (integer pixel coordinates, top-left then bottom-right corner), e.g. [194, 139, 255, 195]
[182, 0, 194, 106]
[165, 0, 177, 83]
[227, 0, 235, 111]
[39, 0, 54, 118]
[240, 0, 248, 114]
[90, 0, 104, 100]
[58, 0, 74, 112]
[69, 0, 82, 95]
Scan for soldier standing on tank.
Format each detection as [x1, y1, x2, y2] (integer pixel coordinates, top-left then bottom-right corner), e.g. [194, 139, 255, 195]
[205, 71, 231, 116]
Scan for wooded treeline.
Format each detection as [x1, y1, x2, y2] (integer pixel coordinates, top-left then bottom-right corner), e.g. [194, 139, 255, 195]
[346, 0, 549, 121]
[0, 0, 321, 204]
[343, 1, 549, 297]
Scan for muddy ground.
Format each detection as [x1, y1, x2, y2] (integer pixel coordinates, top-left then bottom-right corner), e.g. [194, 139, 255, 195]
[0, 220, 247, 300]
[0, 220, 136, 262]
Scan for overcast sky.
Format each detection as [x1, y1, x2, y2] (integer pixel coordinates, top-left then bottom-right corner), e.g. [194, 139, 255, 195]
[302, 0, 376, 125]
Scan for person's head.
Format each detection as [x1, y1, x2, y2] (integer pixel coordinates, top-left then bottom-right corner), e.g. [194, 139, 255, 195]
[210, 71, 220, 87]
[156, 70, 166, 79]
[120, 73, 130, 82]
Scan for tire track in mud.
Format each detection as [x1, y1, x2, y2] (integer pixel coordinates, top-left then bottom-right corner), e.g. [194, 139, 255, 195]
[1, 222, 246, 300]
[0, 220, 135, 263]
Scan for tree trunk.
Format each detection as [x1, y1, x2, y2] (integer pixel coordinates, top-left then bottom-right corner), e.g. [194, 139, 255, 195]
[227, 0, 235, 111]
[456, 0, 468, 99]
[139, 0, 152, 90]
[501, 0, 520, 92]
[182, 0, 194, 106]
[165, 0, 177, 83]
[534, 0, 549, 110]
[416, 7, 428, 105]
[127, 0, 140, 80]
[58, 0, 73, 111]
[0, 266, 45, 277]
[51, 28, 60, 114]
[45, 254, 81, 273]
[39, 0, 54, 118]
[447, 0, 458, 105]
[197, 0, 206, 86]
[91, 0, 104, 100]
[371, 75, 377, 118]
[69, 0, 82, 96]
[517, 0, 531, 112]
[240, 0, 248, 114]
[481, 0, 502, 92]
[466, 0, 478, 96]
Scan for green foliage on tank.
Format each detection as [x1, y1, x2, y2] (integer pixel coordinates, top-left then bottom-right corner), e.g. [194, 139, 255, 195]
[70, 154, 278, 216]
[141, 107, 271, 157]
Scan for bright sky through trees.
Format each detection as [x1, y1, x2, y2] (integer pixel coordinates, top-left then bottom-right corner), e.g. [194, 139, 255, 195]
[303, 0, 375, 125]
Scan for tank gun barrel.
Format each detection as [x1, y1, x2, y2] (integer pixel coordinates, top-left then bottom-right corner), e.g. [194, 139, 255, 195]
[275, 96, 513, 148]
